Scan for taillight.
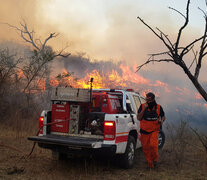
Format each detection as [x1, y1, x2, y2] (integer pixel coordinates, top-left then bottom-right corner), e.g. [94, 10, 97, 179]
[126, 89, 134, 92]
[104, 121, 115, 140]
[39, 116, 44, 135]
[39, 117, 44, 122]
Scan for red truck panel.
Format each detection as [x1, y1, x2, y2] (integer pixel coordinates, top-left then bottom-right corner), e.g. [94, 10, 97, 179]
[102, 94, 120, 114]
[92, 93, 121, 114]
[51, 103, 70, 133]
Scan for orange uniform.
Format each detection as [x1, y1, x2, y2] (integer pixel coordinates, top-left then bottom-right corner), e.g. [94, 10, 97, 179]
[139, 103, 163, 168]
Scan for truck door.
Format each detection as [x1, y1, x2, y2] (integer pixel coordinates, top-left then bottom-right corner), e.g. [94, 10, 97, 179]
[115, 97, 135, 153]
[115, 112, 130, 153]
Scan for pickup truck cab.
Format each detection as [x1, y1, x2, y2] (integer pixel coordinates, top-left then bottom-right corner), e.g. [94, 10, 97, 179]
[28, 87, 165, 168]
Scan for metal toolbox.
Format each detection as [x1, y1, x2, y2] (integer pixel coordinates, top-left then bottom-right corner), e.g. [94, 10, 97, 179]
[51, 87, 90, 102]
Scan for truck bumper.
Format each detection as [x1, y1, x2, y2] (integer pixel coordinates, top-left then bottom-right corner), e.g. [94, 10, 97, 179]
[28, 135, 116, 156]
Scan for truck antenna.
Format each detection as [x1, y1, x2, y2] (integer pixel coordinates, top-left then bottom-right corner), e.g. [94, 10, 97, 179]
[90, 78, 94, 103]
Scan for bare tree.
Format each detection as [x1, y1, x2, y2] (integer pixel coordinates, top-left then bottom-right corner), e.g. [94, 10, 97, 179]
[0, 49, 22, 96]
[4, 21, 70, 93]
[137, 0, 207, 102]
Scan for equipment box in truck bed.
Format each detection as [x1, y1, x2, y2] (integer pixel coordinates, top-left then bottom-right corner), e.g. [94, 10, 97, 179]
[51, 87, 90, 102]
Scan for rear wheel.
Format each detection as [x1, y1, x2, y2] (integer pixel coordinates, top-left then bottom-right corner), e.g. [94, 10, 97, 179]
[120, 135, 135, 168]
[52, 150, 67, 160]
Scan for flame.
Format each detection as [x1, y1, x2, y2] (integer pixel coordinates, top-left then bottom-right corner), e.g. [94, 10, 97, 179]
[37, 79, 46, 91]
[50, 79, 59, 87]
[119, 64, 149, 84]
[17, 69, 23, 79]
[77, 70, 105, 89]
[45, 63, 177, 99]
[23, 78, 46, 93]
[26, 61, 205, 113]
[48, 64, 150, 90]
[108, 70, 127, 88]
[20, 61, 207, 120]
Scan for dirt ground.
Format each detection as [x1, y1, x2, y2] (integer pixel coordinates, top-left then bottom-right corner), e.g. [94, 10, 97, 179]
[0, 124, 207, 180]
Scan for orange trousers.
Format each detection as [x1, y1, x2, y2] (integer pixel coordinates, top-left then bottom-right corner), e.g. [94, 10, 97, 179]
[141, 131, 159, 168]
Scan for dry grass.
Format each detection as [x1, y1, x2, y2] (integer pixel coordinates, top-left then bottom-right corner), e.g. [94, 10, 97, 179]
[0, 123, 207, 180]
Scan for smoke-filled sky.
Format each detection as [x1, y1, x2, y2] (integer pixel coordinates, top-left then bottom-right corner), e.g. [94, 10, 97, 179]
[0, 0, 206, 89]
[0, 0, 206, 130]
[0, 0, 206, 94]
[0, 0, 206, 83]
[0, 0, 205, 63]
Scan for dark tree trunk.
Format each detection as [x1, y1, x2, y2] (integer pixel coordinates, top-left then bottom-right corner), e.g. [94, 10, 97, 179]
[182, 65, 207, 102]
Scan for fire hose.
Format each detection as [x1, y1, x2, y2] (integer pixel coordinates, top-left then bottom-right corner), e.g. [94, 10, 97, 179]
[0, 119, 70, 159]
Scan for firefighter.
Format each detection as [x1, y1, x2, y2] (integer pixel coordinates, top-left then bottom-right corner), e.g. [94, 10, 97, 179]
[137, 92, 165, 168]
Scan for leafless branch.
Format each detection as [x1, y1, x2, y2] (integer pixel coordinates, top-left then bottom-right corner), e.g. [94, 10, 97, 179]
[35, 39, 43, 47]
[188, 48, 197, 70]
[53, 45, 70, 58]
[2, 21, 71, 92]
[137, 17, 161, 39]
[0, 22, 21, 31]
[169, 7, 186, 19]
[194, 16, 207, 79]
[182, 44, 194, 56]
[198, 7, 207, 18]
[0, 56, 22, 85]
[137, 56, 174, 72]
[54, 52, 71, 58]
[42, 33, 59, 50]
[202, 51, 207, 57]
[137, 17, 174, 55]
[22, 60, 48, 92]
[175, 0, 190, 52]
[19, 22, 40, 51]
[180, 36, 205, 57]
[156, 27, 174, 48]
[148, 51, 171, 56]
[2, 22, 68, 56]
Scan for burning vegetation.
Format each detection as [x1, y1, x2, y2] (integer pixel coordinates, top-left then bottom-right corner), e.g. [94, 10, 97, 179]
[0, 40, 207, 134]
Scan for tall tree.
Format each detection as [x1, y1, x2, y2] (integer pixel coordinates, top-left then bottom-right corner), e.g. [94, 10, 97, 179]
[137, 0, 207, 102]
[5, 21, 70, 92]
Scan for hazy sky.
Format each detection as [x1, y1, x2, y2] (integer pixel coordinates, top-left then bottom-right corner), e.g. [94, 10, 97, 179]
[0, 0, 205, 64]
[0, 0, 206, 122]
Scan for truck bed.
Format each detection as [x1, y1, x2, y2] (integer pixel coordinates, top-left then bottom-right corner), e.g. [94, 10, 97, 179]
[28, 134, 104, 148]
[28, 135, 116, 155]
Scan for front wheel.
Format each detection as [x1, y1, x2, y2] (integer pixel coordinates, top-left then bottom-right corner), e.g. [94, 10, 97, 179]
[158, 130, 165, 149]
[120, 135, 135, 168]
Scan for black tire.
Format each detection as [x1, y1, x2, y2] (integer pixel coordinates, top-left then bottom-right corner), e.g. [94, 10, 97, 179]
[158, 130, 165, 149]
[120, 135, 135, 169]
[52, 150, 67, 160]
